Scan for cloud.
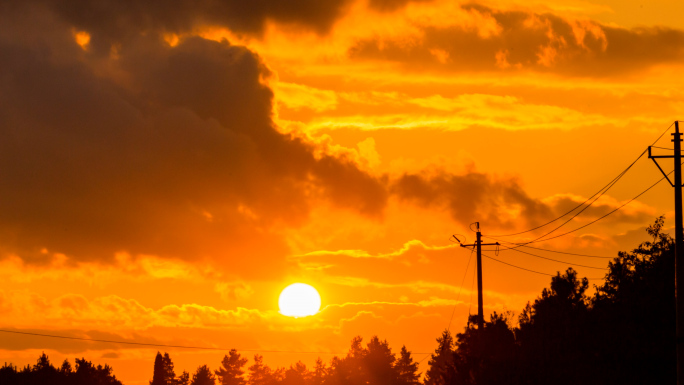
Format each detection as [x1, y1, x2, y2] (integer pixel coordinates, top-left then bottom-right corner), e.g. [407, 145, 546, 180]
[215, 281, 255, 302]
[30, 0, 352, 45]
[0, 253, 197, 285]
[0, 4, 387, 271]
[295, 239, 454, 260]
[347, 4, 684, 76]
[541, 193, 656, 224]
[300, 92, 617, 131]
[0, 1, 662, 280]
[0, 289, 285, 331]
[392, 168, 553, 229]
[275, 82, 339, 112]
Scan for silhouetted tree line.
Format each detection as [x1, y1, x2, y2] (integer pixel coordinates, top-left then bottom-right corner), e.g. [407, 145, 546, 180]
[149, 336, 421, 385]
[0, 353, 123, 385]
[1, 217, 675, 385]
[425, 216, 676, 385]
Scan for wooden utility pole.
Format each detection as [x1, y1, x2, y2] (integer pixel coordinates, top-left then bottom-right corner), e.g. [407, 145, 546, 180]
[648, 120, 683, 385]
[460, 222, 499, 329]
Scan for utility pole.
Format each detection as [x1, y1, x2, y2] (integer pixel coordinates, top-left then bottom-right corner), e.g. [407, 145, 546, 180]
[460, 222, 499, 329]
[648, 120, 683, 385]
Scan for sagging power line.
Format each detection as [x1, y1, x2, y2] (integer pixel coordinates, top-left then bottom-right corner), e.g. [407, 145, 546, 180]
[484, 239, 611, 258]
[0, 329, 431, 356]
[490, 121, 676, 241]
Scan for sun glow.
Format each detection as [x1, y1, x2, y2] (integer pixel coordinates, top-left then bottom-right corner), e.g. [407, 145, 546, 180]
[278, 283, 321, 317]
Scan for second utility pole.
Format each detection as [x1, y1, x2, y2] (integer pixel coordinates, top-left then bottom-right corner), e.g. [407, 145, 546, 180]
[461, 222, 499, 329]
[648, 120, 684, 385]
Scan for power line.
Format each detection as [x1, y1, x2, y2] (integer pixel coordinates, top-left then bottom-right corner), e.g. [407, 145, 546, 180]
[489, 148, 646, 238]
[417, 351, 432, 364]
[0, 329, 432, 356]
[480, 253, 553, 276]
[502, 247, 608, 270]
[505, 151, 641, 243]
[488, 163, 675, 249]
[447, 247, 475, 332]
[521, 169, 673, 244]
[480, 253, 605, 280]
[651, 121, 677, 147]
[486, 238, 612, 258]
[491, 121, 675, 239]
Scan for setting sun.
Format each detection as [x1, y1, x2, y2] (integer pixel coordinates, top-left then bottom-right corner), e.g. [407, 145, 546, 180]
[278, 283, 321, 317]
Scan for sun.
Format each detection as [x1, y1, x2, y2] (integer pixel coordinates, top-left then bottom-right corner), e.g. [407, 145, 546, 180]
[279, 283, 321, 317]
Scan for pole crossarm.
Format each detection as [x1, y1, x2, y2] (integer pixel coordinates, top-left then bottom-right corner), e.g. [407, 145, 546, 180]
[649, 146, 680, 187]
[460, 243, 499, 247]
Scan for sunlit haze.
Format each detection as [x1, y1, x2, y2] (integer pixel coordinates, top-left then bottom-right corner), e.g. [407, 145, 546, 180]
[1, 0, 683, 383]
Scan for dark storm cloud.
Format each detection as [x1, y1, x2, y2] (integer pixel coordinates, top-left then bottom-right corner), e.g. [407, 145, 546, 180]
[348, 5, 684, 76]
[0, 4, 386, 270]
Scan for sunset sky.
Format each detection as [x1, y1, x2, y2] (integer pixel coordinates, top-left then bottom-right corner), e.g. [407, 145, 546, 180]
[1, 0, 684, 383]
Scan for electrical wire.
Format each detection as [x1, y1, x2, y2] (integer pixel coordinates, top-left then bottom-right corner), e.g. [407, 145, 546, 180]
[489, 148, 646, 238]
[417, 351, 432, 364]
[519, 168, 673, 244]
[504, 152, 641, 242]
[490, 121, 675, 239]
[481, 252, 552, 276]
[489, 240, 611, 258]
[489, 162, 675, 249]
[651, 121, 677, 147]
[480, 253, 605, 280]
[502, 247, 608, 270]
[447, 247, 475, 332]
[424, 247, 476, 364]
[0, 329, 431, 356]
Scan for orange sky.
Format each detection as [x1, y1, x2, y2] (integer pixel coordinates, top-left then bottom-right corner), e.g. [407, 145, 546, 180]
[1, 0, 684, 383]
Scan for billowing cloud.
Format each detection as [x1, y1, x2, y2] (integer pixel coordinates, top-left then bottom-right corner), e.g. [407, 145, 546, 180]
[0, 3, 387, 271]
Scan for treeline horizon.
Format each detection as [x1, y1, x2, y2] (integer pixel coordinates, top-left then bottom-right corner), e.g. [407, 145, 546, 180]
[0, 217, 675, 384]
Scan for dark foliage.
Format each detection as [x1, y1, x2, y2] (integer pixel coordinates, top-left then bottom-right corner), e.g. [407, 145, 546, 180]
[425, 216, 676, 385]
[151, 351, 190, 385]
[157, 338, 420, 385]
[0, 353, 123, 385]
[217, 349, 248, 385]
[192, 365, 216, 385]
